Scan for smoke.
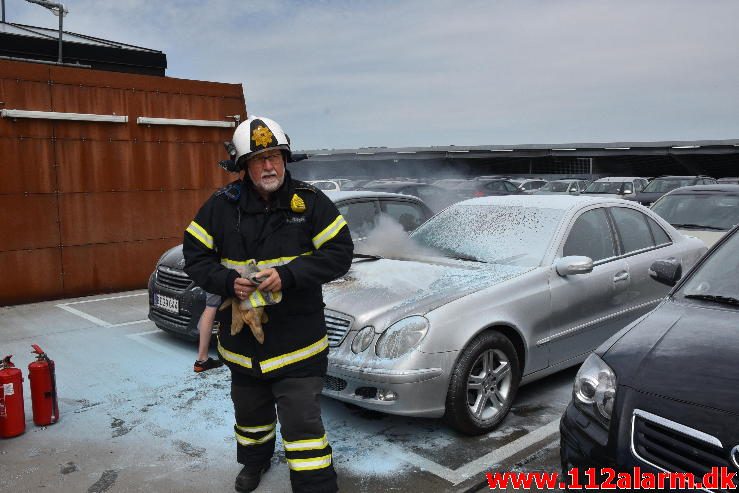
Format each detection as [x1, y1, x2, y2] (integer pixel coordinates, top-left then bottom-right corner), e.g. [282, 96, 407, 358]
[355, 215, 440, 259]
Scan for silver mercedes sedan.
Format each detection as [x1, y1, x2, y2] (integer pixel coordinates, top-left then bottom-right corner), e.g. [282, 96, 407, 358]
[321, 195, 707, 434]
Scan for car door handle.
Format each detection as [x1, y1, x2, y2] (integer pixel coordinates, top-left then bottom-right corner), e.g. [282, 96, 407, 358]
[613, 272, 630, 282]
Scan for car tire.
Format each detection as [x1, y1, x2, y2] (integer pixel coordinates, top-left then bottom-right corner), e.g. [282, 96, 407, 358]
[443, 331, 521, 435]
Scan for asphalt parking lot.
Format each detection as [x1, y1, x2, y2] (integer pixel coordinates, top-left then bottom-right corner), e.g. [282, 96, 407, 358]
[0, 290, 574, 492]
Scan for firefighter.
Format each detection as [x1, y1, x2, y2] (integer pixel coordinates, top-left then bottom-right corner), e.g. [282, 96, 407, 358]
[183, 116, 353, 492]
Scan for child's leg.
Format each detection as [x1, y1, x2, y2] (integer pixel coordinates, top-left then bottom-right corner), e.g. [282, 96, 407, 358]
[197, 305, 217, 362]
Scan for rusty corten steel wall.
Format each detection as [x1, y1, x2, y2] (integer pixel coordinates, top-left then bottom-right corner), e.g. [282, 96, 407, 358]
[0, 59, 246, 305]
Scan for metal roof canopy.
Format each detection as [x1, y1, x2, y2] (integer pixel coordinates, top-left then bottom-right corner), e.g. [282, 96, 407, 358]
[0, 21, 166, 75]
[302, 139, 739, 161]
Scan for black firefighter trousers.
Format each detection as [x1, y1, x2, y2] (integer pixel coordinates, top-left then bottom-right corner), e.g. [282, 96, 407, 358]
[231, 374, 338, 493]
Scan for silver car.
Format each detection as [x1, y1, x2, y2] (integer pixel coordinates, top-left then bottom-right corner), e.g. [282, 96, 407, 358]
[321, 195, 706, 434]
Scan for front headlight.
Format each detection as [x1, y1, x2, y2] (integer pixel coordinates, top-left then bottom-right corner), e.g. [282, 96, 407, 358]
[351, 326, 375, 354]
[573, 353, 617, 426]
[375, 316, 429, 359]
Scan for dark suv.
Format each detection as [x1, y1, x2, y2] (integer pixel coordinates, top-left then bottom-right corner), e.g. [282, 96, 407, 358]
[631, 175, 717, 206]
[148, 191, 433, 340]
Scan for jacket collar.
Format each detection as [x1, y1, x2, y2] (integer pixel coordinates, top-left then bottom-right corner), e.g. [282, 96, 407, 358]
[240, 170, 294, 214]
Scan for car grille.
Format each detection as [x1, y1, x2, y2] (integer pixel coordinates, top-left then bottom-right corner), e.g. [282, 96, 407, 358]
[632, 409, 732, 489]
[324, 375, 347, 392]
[324, 309, 353, 347]
[151, 307, 192, 328]
[156, 266, 192, 291]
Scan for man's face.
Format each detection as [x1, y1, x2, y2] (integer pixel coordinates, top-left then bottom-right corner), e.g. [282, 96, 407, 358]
[246, 150, 285, 194]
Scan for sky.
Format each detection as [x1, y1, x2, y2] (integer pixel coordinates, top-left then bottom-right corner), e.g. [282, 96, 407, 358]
[5, 0, 739, 151]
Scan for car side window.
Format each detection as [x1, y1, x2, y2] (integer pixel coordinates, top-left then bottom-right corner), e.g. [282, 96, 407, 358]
[563, 208, 616, 262]
[610, 207, 654, 253]
[503, 181, 518, 192]
[486, 181, 505, 192]
[337, 200, 378, 239]
[382, 201, 427, 232]
[646, 216, 671, 245]
[623, 182, 633, 194]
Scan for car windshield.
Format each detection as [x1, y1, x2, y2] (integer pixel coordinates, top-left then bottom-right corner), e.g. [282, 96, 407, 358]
[410, 204, 563, 266]
[584, 182, 624, 194]
[677, 229, 739, 305]
[642, 178, 696, 193]
[652, 193, 739, 231]
[539, 181, 570, 192]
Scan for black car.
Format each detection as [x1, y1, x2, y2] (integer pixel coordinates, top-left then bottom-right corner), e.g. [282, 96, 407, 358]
[630, 175, 717, 206]
[560, 224, 739, 488]
[148, 191, 434, 340]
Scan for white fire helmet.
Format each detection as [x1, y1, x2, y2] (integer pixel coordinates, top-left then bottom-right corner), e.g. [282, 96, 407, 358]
[231, 116, 291, 168]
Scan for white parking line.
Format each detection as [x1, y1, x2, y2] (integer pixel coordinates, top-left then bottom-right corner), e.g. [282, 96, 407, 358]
[58, 292, 147, 306]
[452, 419, 560, 483]
[55, 292, 149, 328]
[110, 319, 150, 328]
[385, 419, 560, 485]
[56, 304, 112, 327]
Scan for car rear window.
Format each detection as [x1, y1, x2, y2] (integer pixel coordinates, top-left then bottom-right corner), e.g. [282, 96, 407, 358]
[610, 207, 655, 253]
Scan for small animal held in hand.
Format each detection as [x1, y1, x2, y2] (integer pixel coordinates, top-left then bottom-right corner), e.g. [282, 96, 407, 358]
[219, 298, 269, 343]
[219, 274, 269, 343]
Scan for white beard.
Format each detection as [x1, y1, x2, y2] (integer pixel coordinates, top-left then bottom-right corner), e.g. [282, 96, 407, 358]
[255, 173, 284, 193]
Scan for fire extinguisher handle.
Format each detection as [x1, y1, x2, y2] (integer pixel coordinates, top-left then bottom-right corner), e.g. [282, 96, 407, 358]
[31, 344, 44, 355]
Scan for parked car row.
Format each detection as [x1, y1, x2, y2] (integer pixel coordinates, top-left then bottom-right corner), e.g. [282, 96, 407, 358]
[148, 190, 433, 340]
[148, 172, 737, 465]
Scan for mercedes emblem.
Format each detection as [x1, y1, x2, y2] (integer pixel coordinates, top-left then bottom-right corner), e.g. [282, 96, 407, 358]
[731, 444, 739, 470]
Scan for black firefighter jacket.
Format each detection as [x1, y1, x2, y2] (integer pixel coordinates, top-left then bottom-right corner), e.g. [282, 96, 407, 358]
[183, 172, 354, 379]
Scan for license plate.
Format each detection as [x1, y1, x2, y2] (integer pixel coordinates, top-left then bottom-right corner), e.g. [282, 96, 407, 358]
[155, 294, 179, 314]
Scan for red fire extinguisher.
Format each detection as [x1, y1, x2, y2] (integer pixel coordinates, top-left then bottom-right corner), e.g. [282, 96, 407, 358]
[28, 345, 59, 426]
[0, 354, 25, 438]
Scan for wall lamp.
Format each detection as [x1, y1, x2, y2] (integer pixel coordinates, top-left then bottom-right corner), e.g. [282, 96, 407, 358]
[136, 117, 236, 128]
[1, 109, 127, 123]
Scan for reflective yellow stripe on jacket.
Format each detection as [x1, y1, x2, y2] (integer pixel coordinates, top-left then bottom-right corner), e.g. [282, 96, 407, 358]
[217, 339, 252, 369]
[221, 252, 312, 271]
[259, 336, 328, 373]
[312, 215, 347, 249]
[186, 221, 214, 250]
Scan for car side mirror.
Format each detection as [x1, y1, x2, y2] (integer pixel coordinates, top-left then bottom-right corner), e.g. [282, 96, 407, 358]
[649, 258, 682, 286]
[554, 256, 594, 276]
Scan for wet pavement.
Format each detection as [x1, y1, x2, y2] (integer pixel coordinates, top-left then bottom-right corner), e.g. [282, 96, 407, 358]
[0, 290, 574, 492]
